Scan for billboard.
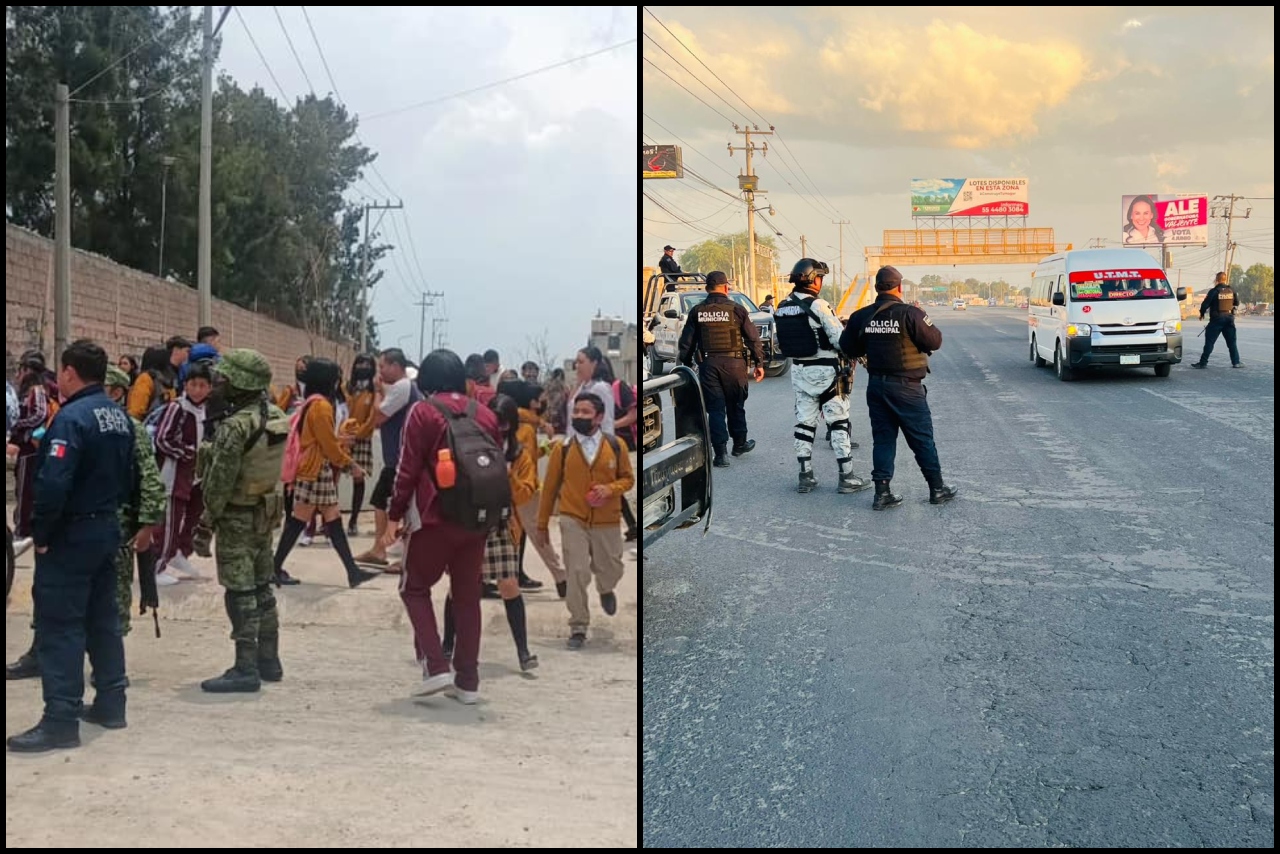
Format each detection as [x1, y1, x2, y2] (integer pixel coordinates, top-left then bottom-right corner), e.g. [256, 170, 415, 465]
[1120, 194, 1209, 246]
[911, 178, 1029, 217]
[643, 144, 683, 179]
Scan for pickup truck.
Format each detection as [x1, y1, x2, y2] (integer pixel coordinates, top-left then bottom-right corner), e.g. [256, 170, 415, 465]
[645, 275, 790, 379]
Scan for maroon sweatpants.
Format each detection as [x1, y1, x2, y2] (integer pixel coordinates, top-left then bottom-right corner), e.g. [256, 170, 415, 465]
[13, 450, 39, 538]
[399, 523, 487, 692]
[156, 486, 205, 572]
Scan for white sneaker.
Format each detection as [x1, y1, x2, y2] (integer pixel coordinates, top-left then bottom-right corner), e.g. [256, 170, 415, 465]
[168, 554, 200, 578]
[155, 569, 181, 586]
[299, 533, 313, 547]
[13, 537, 33, 558]
[452, 688, 479, 706]
[413, 671, 454, 697]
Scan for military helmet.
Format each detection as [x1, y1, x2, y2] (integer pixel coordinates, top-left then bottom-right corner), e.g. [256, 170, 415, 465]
[216, 348, 272, 391]
[790, 258, 830, 287]
[105, 365, 132, 390]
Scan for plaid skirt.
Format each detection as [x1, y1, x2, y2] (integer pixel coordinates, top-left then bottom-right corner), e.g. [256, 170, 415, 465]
[293, 461, 340, 506]
[482, 524, 520, 582]
[350, 437, 374, 473]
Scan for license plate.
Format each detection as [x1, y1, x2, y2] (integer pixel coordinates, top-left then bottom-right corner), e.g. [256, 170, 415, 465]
[1120, 354, 1140, 365]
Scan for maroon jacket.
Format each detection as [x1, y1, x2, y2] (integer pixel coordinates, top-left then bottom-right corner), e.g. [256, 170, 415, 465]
[154, 397, 206, 500]
[388, 392, 502, 531]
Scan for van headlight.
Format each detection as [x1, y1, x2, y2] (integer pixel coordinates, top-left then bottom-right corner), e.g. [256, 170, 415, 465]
[1067, 323, 1092, 337]
[1162, 320, 1181, 334]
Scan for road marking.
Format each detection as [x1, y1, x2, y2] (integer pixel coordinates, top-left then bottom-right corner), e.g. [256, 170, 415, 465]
[1140, 388, 1275, 443]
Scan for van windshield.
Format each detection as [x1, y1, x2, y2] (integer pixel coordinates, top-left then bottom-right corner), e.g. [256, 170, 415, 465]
[682, 293, 759, 313]
[1069, 276, 1173, 301]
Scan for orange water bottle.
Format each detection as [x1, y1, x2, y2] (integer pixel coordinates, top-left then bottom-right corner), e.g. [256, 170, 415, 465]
[436, 449, 456, 489]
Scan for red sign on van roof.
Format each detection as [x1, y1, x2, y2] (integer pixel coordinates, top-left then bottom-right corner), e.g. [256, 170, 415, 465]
[1069, 269, 1165, 283]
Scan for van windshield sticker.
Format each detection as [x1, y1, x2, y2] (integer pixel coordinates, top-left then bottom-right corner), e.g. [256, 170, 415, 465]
[1069, 274, 1172, 301]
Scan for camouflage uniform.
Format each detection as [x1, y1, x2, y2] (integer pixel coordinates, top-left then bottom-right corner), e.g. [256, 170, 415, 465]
[195, 350, 288, 693]
[105, 366, 165, 635]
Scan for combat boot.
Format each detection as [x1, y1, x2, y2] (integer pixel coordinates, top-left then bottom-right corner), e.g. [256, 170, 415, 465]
[731, 438, 756, 457]
[838, 470, 871, 494]
[201, 642, 262, 693]
[797, 459, 818, 493]
[713, 444, 730, 467]
[257, 633, 283, 682]
[6, 644, 40, 680]
[872, 480, 903, 511]
[928, 481, 959, 505]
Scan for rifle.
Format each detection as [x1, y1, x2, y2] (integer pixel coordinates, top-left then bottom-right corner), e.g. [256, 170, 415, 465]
[126, 440, 161, 637]
[836, 356, 854, 398]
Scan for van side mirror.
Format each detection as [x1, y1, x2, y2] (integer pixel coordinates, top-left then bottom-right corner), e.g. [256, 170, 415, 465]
[1051, 292, 1065, 306]
[1176, 287, 1187, 301]
[663, 309, 679, 318]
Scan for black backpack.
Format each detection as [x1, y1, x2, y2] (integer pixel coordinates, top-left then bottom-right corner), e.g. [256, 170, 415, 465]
[426, 397, 512, 532]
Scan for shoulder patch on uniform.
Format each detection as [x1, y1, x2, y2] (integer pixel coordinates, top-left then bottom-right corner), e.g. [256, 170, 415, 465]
[923, 315, 933, 326]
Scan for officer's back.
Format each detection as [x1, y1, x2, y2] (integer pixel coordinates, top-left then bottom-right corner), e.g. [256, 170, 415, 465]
[841, 283, 942, 377]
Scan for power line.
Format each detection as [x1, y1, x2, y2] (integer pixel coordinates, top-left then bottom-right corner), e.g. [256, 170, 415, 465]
[643, 56, 735, 126]
[272, 6, 316, 94]
[362, 40, 636, 121]
[642, 114, 736, 180]
[232, 7, 291, 105]
[642, 32, 752, 125]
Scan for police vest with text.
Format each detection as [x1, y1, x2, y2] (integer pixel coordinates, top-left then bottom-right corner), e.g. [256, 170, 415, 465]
[774, 293, 833, 359]
[693, 299, 743, 357]
[1212, 286, 1237, 318]
[862, 301, 929, 376]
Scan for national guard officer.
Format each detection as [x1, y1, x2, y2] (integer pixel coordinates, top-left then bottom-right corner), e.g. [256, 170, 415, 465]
[774, 258, 870, 494]
[192, 349, 290, 693]
[839, 267, 958, 510]
[1191, 271, 1244, 369]
[678, 270, 765, 467]
[8, 341, 134, 752]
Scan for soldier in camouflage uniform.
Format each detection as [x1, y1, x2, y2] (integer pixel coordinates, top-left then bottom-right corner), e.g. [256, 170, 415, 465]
[193, 350, 290, 693]
[104, 366, 166, 634]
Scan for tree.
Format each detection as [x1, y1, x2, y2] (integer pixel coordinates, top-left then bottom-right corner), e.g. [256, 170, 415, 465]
[1240, 263, 1274, 305]
[521, 328, 560, 377]
[678, 230, 778, 291]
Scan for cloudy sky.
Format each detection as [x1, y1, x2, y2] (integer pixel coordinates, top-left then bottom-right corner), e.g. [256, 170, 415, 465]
[643, 6, 1273, 294]
[218, 6, 636, 367]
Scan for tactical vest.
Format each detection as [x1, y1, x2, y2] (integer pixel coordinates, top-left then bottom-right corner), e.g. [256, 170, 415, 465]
[1215, 286, 1236, 316]
[862, 302, 928, 375]
[694, 299, 743, 356]
[774, 292, 832, 358]
[229, 401, 290, 505]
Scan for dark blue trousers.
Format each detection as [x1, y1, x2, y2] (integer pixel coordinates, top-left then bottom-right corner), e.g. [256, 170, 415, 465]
[699, 357, 749, 447]
[866, 375, 942, 484]
[1199, 318, 1241, 365]
[33, 518, 127, 728]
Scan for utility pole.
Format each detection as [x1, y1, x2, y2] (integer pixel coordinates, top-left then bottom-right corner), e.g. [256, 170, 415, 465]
[799, 234, 807, 258]
[1213, 194, 1252, 282]
[414, 291, 446, 362]
[1088, 237, 1107, 249]
[54, 83, 71, 367]
[832, 219, 849, 290]
[431, 317, 446, 352]
[198, 5, 213, 328]
[728, 125, 773, 294]
[358, 200, 404, 352]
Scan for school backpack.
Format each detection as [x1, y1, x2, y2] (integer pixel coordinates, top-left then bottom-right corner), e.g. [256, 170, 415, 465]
[280, 394, 325, 484]
[141, 399, 169, 450]
[426, 396, 512, 533]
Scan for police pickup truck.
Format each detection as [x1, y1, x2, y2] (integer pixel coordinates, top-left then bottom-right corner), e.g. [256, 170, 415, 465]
[645, 274, 790, 378]
[641, 327, 712, 547]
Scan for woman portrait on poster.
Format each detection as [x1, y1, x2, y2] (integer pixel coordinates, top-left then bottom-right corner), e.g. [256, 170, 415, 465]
[1123, 195, 1165, 245]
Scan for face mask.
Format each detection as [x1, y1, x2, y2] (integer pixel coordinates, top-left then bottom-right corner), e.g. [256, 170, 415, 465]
[295, 369, 306, 383]
[572, 418, 596, 436]
[353, 365, 375, 381]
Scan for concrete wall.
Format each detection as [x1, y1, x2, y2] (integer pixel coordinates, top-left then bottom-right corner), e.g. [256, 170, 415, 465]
[5, 223, 355, 385]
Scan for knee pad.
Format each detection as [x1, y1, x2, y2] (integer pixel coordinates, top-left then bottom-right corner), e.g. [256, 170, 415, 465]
[828, 419, 852, 435]
[794, 423, 816, 443]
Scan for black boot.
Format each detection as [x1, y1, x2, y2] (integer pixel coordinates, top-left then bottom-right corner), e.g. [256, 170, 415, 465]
[872, 480, 903, 511]
[6, 643, 40, 680]
[928, 480, 959, 505]
[256, 586, 283, 682]
[838, 468, 871, 494]
[201, 592, 261, 693]
[325, 520, 380, 588]
[7, 720, 80, 752]
[442, 594, 456, 659]
[797, 458, 817, 493]
[731, 438, 756, 457]
[713, 444, 730, 467]
[503, 595, 538, 671]
[81, 702, 127, 729]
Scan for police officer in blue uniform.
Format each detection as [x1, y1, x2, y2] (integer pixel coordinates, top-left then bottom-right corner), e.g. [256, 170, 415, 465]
[8, 340, 135, 753]
[679, 271, 765, 467]
[839, 267, 958, 510]
[1191, 271, 1244, 369]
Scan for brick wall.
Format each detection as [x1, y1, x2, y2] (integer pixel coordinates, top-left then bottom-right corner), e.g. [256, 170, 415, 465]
[5, 223, 354, 386]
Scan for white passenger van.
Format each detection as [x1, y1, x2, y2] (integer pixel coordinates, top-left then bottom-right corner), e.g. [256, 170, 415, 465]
[1028, 248, 1187, 381]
